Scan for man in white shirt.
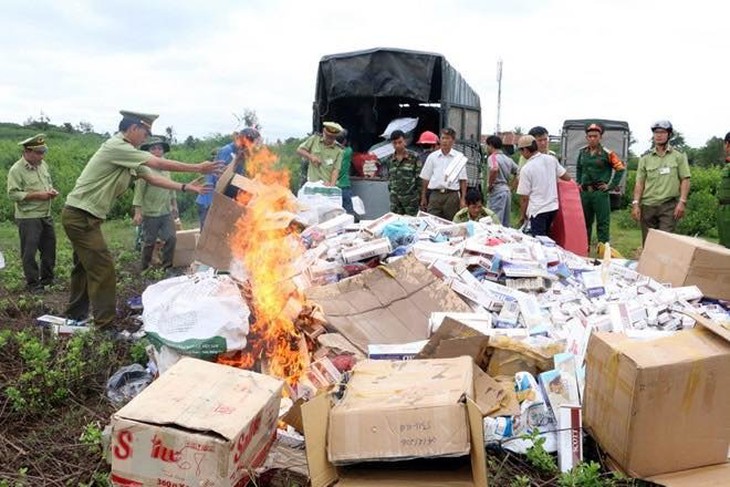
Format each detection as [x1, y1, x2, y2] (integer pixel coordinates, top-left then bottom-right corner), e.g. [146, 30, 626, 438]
[419, 127, 468, 220]
[516, 135, 572, 236]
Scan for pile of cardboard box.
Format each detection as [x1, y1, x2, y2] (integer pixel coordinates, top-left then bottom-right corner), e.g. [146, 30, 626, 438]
[126, 174, 730, 486]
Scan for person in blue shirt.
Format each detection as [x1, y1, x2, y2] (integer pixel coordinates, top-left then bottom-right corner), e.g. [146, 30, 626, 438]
[196, 127, 260, 228]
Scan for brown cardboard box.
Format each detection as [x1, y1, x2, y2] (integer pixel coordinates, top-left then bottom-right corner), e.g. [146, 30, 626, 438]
[302, 359, 489, 487]
[647, 461, 730, 486]
[305, 255, 471, 353]
[583, 315, 730, 478]
[110, 358, 283, 487]
[637, 229, 730, 300]
[328, 357, 474, 464]
[172, 228, 200, 268]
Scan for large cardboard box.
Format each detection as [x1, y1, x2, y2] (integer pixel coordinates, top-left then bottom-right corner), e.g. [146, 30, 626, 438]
[302, 358, 490, 487]
[637, 229, 730, 300]
[583, 315, 730, 478]
[110, 358, 283, 487]
[172, 228, 200, 268]
[305, 255, 472, 353]
[328, 356, 474, 463]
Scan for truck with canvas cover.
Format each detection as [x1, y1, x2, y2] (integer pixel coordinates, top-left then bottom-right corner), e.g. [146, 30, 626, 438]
[312, 47, 483, 219]
[560, 119, 630, 210]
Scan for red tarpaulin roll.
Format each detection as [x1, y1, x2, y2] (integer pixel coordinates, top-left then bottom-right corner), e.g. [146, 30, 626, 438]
[550, 180, 588, 256]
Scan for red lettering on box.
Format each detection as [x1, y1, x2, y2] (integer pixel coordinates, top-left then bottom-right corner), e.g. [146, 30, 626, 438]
[113, 430, 133, 460]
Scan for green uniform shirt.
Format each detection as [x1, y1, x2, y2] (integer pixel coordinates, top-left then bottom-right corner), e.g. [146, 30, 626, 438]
[452, 206, 498, 223]
[386, 150, 421, 195]
[718, 161, 730, 205]
[299, 134, 343, 184]
[65, 133, 151, 219]
[6, 157, 54, 219]
[133, 167, 175, 217]
[576, 144, 625, 189]
[636, 145, 690, 207]
[337, 146, 353, 189]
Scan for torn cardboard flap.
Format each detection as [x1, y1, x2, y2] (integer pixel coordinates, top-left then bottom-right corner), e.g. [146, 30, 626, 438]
[305, 255, 471, 353]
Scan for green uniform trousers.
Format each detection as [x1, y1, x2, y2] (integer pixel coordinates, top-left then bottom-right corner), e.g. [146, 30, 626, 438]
[427, 190, 461, 221]
[719, 204, 730, 248]
[390, 193, 419, 216]
[61, 206, 117, 330]
[640, 198, 678, 245]
[17, 216, 56, 289]
[580, 189, 611, 244]
[141, 214, 176, 270]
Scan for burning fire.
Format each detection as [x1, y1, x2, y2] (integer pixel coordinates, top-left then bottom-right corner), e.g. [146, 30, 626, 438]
[219, 140, 309, 385]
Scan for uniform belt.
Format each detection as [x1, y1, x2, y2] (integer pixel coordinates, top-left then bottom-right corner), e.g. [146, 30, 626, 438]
[435, 188, 459, 194]
[581, 183, 605, 192]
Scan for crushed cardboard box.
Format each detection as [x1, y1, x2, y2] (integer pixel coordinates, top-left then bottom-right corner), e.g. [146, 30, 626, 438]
[305, 255, 471, 353]
[110, 357, 283, 487]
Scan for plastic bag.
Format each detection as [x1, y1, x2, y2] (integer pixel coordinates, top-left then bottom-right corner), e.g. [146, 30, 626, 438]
[142, 271, 250, 360]
[106, 364, 154, 406]
[380, 117, 419, 139]
[0, 250, 4, 270]
[297, 182, 344, 226]
[381, 221, 417, 248]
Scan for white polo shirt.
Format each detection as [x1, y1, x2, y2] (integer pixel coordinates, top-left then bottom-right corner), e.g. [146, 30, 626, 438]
[419, 148, 467, 191]
[516, 153, 567, 217]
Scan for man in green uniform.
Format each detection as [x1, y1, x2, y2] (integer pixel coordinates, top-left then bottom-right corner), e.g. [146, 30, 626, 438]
[385, 129, 421, 215]
[62, 110, 221, 332]
[718, 132, 730, 248]
[631, 120, 691, 244]
[132, 136, 178, 270]
[453, 189, 498, 223]
[576, 123, 626, 247]
[296, 121, 343, 187]
[336, 130, 356, 218]
[6, 134, 58, 291]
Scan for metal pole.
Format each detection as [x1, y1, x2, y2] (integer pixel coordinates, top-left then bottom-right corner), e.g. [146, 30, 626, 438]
[496, 59, 503, 135]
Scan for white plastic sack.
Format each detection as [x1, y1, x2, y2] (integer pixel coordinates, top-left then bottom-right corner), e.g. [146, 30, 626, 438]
[297, 182, 344, 225]
[142, 271, 250, 360]
[379, 117, 419, 139]
[0, 250, 5, 270]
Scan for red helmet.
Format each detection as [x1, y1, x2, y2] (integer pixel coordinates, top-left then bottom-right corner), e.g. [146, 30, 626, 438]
[417, 131, 439, 145]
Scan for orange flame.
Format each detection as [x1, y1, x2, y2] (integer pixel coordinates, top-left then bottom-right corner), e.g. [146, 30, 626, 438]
[226, 141, 309, 385]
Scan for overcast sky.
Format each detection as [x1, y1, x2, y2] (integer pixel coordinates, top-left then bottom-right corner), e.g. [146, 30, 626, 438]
[1, 0, 726, 153]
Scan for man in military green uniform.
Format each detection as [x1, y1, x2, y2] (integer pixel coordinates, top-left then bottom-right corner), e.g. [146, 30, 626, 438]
[718, 132, 730, 248]
[62, 110, 221, 332]
[132, 136, 178, 270]
[385, 130, 421, 215]
[6, 134, 58, 291]
[576, 123, 626, 247]
[296, 121, 343, 187]
[631, 120, 691, 244]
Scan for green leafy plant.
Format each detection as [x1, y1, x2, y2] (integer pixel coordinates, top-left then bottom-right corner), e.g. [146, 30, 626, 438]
[3, 330, 115, 415]
[79, 421, 103, 452]
[510, 474, 532, 487]
[523, 431, 558, 474]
